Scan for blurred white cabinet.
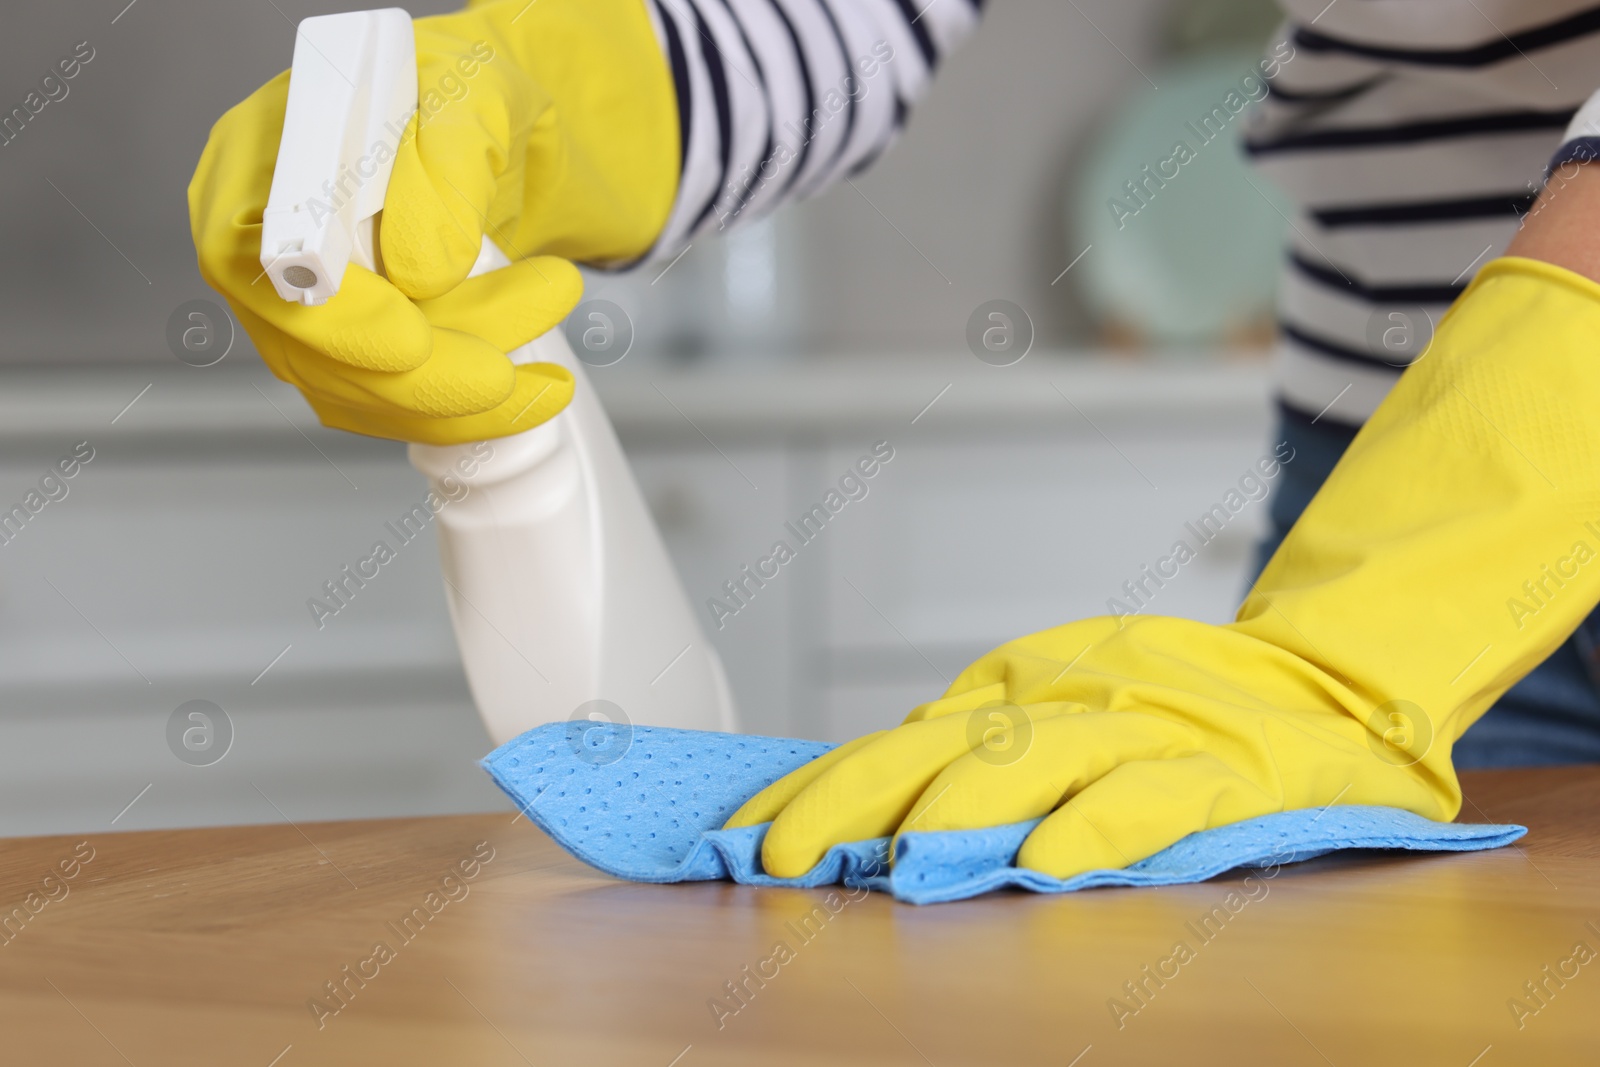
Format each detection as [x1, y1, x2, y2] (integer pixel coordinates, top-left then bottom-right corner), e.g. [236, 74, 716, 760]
[0, 355, 1274, 834]
[609, 357, 1276, 741]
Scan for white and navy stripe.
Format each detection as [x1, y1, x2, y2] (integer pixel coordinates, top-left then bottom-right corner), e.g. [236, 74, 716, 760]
[1248, 2, 1600, 425]
[640, 0, 983, 259]
[638, 0, 1600, 433]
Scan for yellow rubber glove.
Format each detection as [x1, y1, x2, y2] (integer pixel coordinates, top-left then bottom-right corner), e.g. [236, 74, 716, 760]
[187, 0, 679, 445]
[730, 256, 1600, 880]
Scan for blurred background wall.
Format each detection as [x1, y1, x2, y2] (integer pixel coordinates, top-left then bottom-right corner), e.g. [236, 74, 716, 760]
[0, 0, 1292, 836]
[0, 0, 1284, 362]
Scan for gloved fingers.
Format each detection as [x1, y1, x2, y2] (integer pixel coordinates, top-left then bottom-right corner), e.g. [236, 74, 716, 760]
[757, 715, 993, 878]
[218, 228, 434, 374]
[892, 711, 1198, 840]
[286, 326, 517, 419]
[1016, 754, 1274, 879]
[382, 26, 552, 299]
[230, 302, 304, 389]
[758, 703, 1080, 879]
[189, 77, 436, 375]
[494, 361, 577, 431]
[310, 361, 574, 445]
[382, 114, 493, 299]
[188, 71, 286, 274]
[230, 262, 578, 445]
[293, 267, 437, 372]
[723, 732, 889, 830]
[415, 255, 582, 352]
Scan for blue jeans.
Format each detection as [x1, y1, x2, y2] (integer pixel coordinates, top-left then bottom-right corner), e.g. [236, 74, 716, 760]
[1251, 405, 1600, 769]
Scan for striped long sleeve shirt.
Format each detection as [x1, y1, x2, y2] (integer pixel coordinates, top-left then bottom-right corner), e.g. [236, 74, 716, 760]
[1244, 1, 1596, 427]
[641, 0, 984, 248]
[641, 0, 1597, 429]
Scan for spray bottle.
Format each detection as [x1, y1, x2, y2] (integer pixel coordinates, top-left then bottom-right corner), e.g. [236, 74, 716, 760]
[257, 8, 736, 744]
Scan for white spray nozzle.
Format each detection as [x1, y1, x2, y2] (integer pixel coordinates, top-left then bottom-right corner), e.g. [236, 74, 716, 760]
[260, 8, 417, 306]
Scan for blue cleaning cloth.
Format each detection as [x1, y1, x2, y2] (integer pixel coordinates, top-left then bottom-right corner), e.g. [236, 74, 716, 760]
[482, 723, 1527, 905]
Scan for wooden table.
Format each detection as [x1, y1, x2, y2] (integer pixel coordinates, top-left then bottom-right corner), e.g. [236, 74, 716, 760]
[2, 767, 1596, 1066]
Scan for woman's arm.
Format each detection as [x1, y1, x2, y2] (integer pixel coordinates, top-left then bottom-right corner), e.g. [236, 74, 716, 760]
[1509, 161, 1600, 284]
[646, 0, 984, 257]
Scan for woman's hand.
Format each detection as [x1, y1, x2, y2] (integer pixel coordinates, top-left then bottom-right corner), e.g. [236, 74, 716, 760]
[187, 0, 680, 445]
[732, 253, 1600, 879]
